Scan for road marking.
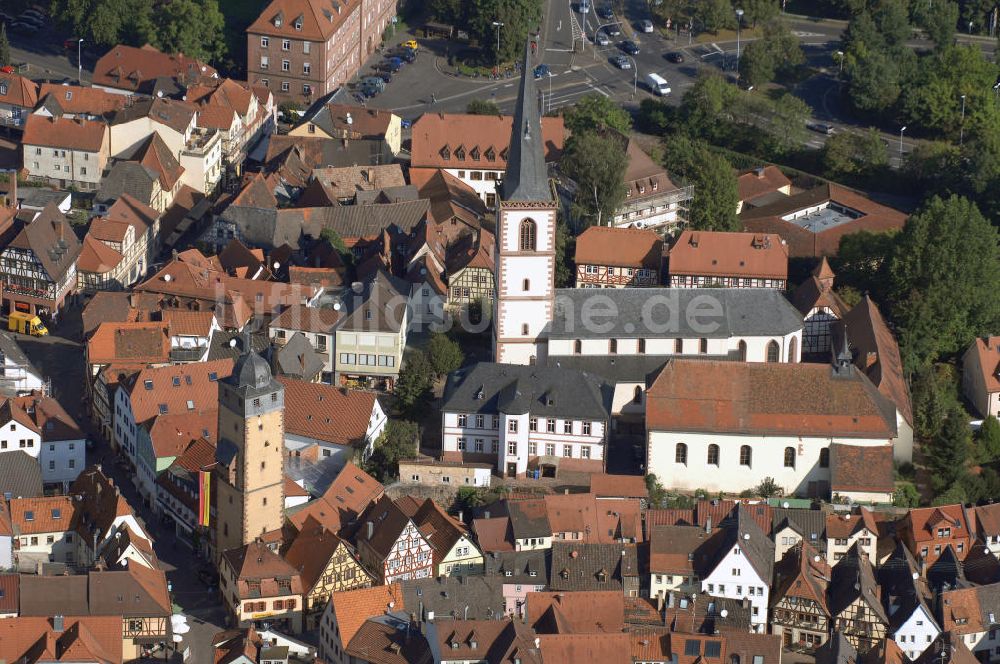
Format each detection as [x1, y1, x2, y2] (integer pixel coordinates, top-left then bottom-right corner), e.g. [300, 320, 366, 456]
[791, 30, 824, 37]
[504, 83, 514, 87]
[546, 48, 576, 52]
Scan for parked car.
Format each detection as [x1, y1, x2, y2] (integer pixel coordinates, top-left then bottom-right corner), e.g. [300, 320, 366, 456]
[605, 23, 621, 36]
[595, 32, 611, 46]
[10, 22, 37, 33]
[665, 51, 684, 63]
[376, 71, 392, 83]
[808, 122, 836, 135]
[399, 46, 417, 63]
[385, 56, 403, 72]
[612, 55, 631, 69]
[402, 39, 419, 50]
[620, 40, 640, 55]
[533, 64, 550, 79]
[597, 4, 614, 19]
[578, 0, 591, 13]
[641, 19, 654, 32]
[18, 15, 43, 27]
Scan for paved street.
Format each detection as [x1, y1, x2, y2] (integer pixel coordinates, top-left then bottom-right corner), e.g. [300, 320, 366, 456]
[11, 305, 226, 664]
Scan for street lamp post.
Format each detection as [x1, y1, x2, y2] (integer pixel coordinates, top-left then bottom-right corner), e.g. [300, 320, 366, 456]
[835, 50, 844, 79]
[492, 21, 504, 63]
[627, 56, 637, 98]
[593, 22, 620, 60]
[960, 93, 967, 146]
[78, 39, 84, 85]
[735, 8, 744, 72]
[899, 125, 907, 165]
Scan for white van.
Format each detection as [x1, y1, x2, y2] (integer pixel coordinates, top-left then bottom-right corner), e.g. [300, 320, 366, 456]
[645, 72, 671, 96]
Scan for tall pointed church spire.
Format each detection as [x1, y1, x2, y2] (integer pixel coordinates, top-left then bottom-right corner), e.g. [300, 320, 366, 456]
[501, 40, 551, 202]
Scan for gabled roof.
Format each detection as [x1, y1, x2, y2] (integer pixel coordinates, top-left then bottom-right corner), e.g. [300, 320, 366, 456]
[283, 517, 363, 592]
[649, 524, 724, 576]
[301, 164, 406, 202]
[829, 443, 895, 494]
[10, 495, 75, 535]
[299, 104, 397, 139]
[0, 392, 83, 442]
[248, 0, 359, 41]
[93, 44, 216, 92]
[939, 581, 1000, 634]
[286, 461, 384, 534]
[355, 495, 423, 558]
[87, 321, 170, 366]
[904, 504, 970, 544]
[967, 336, 1000, 396]
[22, 115, 107, 152]
[771, 507, 827, 544]
[669, 230, 788, 280]
[825, 508, 878, 540]
[647, 359, 897, 438]
[6, 203, 82, 283]
[622, 137, 677, 199]
[828, 542, 888, 623]
[329, 583, 404, 648]
[912, 632, 980, 664]
[703, 505, 774, 584]
[527, 590, 625, 634]
[737, 165, 792, 204]
[840, 295, 913, 425]
[410, 112, 564, 172]
[409, 498, 473, 567]
[123, 358, 233, 424]
[576, 226, 663, 270]
[38, 83, 127, 117]
[221, 541, 303, 599]
[0, 72, 39, 108]
[0, 616, 123, 664]
[772, 542, 830, 616]
[549, 542, 639, 592]
[134, 132, 185, 191]
[0, 450, 44, 498]
[0, 573, 18, 614]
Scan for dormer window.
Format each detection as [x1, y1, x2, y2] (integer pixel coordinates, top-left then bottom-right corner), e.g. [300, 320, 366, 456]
[0, 83, 7, 96]
[471, 146, 481, 161]
[652, 179, 658, 190]
[440, 145, 450, 160]
[455, 145, 466, 161]
[65, 91, 73, 101]
[485, 147, 496, 161]
[273, 13, 283, 27]
[294, 15, 304, 30]
[638, 185, 645, 194]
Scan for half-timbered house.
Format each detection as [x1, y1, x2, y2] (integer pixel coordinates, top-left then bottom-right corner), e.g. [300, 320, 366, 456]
[354, 496, 434, 584]
[574, 226, 662, 288]
[221, 541, 305, 633]
[828, 542, 888, 655]
[0, 203, 81, 320]
[790, 258, 849, 358]
[282, 516, 374, 630]
[770, 542, 831, 652]
[446, 230, 495, 316]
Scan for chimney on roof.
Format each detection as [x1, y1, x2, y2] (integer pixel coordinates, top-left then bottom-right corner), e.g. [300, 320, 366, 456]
[705, 517, 711, 533]
[484, 510, 490, 519]
[367, 521, 374, 540]
[755, 167, 765, 179]
[53, 615, 64, 633]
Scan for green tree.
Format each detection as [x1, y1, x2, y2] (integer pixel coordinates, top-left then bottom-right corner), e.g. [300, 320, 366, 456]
[695, 0, 735, 33]
[466, 99, 501, 115]
[456, 486, 487, 511]
[467, 0, 543, 64]
[395, 350, 434, 416]
[910, 363, 962, 440]
[927, 404, 972, 494]
[893, 483, 921, 507]
[561, 131, 629, 226]
[554, 214, 575, 287]
[662, 136, 740, 231]
[319, 227, 353, 267]
[977, 416, 1000, 463]
[913, 0, 959, 49]
[645, 474, 669, 508]
[367, 420, 419, 482]
[738, 39, 778, 88]
[0, 24, 10, 68]
[834, 229, 898, 302]
[847, 49, 903, 114]
[50, 0, 156, 49]
[562, 93, 632, 135]
[155, 0, 227, 62]
[680, 72, 738, 139]
[889, 195, 1000, 368]
[754, 477, 783, 498]
[427, 333, 464, 376]
[932, 483, 968, 506]
[428, 0, 467, 24]
[636, 98, 673, 135]
[742, 0, 780, 27]
[822, 128, 889, 178]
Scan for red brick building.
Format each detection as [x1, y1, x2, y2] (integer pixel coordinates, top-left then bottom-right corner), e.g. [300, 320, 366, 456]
[246, 0, 397, 104]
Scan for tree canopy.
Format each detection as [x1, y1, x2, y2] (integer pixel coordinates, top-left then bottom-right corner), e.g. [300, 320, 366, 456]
[366, 420, 419, 482]
[889, 195, 1000, 368]
[466, 99, 502, 115]
[427, 333, 464, 376]
[0, 24, 10, 68]
[563, 94, 633, 136]
[561, 131, 629, 227]
[661, 136, 740, 231]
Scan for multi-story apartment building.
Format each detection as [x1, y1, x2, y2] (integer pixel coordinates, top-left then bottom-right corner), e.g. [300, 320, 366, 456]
[939, 582, 1000, 662]
[899, 504, 973, 567]
[334, 271, 409, 391]
[668, 230, 789, 289]
[246, 0, 397, 103]
[9, 496, 77, 568]
[574, 226, 662, 288]
[770, 542, 831, 651]
[445, 230, 495, 316]
[826, 509, 878, 562]
[354, 496, 434, 584]
[0, 204, 81, 320]
[221, 541, 305, 633]
[22, 115, 110, 191]
[440, 362, 611, 478]
[611, 138, 693, 233]
[0, 392, 86, 491]
[91, 44, 217, 95]
[0, 72, 38, 130]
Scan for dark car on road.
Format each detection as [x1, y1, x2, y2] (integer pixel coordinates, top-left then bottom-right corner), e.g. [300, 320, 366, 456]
[399, 46, 416, 63]
[533, 64, 549, 79]
[665, 51, 684, 63]
[620, 40, 640, 55]
[605, 23, 621, 36]
[385, 56, 403, 72]
[597, 5, 614, 19]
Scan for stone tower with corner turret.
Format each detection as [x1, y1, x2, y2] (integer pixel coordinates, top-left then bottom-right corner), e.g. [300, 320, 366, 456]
[493, 40, 558, 366]
[214, 335, 285, 560]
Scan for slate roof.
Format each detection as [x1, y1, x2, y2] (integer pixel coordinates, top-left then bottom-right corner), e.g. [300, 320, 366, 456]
[96, 162, 159, 206]
[828, 542, 888, 623]
[771, 507, 827, 544]
[815, 631, 858, 664]
[704, 505, 774, 583]
[549, 542, 640, 592]
[646, 359, 898, 438]
[912, 632, 980, 664]
[503, 42, 553, 201]
[400, 575, 505, 621]
[442, 362, 612, 421]
[7, 203, 82, 284]
[482, 549, 549, 584]
[0, 450, 44, 498]
[270, 332, 324, 381]
[548, 287, 802, 339]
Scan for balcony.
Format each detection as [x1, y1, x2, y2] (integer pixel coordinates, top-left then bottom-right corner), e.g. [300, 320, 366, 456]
[170, 347, 206, 362]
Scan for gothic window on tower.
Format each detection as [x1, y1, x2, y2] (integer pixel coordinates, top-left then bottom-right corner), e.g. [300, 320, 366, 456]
[519, 219, 537, 251]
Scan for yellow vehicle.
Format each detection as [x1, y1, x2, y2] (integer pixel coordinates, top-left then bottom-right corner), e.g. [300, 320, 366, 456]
[402, 39, 419, 50]
[8, 311, 48, 336]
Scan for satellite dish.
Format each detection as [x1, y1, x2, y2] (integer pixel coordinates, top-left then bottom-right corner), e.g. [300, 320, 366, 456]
[229, 338, 237, 348]
[813, 555, 821, 563]
[743, 533, 750, 540]
[912, 572, 919, 580]
[720, 609, 728, 618]
[171, 634, 184, 643]
[163, 274, 173, 282]
[273, 261, 280, 270]
[782, 501, 789, 509]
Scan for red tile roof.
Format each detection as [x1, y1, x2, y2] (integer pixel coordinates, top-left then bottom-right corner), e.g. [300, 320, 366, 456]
[647, 359, 897, 438]
[668, 230, 788, 281]
[623, 138, 677, 200]
[903, 504, 971, 545]
[0, 615, 123, 664]
[537, 633, 631, 663]
[10, 496, 75, 534]
[161, 309, 215, 337]
[841, 296, 912, 425]
[77, 235, 124, 274]
[471, 516, 514, 553]
[588, 473, 649, 499]
[829, 443, 895, 494]
[411, 113, 564, 169]
[222, 541, 303, 599]
[0, 72, 39, 108]
[86, 322, 170, 366]
[124, 359, 234, 425]
[527, 590, 626, 633]
[248, 0, 359, 41]
[38, 83, 127, 116]
[968, 336, 1000, 395]
[279, 377, 379, 447]
[22, 115, 108, 152]
[287, 461, 384, 534]
[575, 226, 663, 270]
[737, 165, 792, 203]
[92, 44, 216, 92]
[0, 573, 17, 614]
[329, 583, 404, 648]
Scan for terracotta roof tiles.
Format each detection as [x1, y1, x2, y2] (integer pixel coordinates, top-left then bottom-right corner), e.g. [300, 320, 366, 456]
[411, 112, 564, 169]
[22, 115, 108, 152]
[10, 496, 75, 535]
[829, 442, 895, 494]
[86, 322, 171, 366]
[668, 230, 788, 281]
[575, 226, 663, 270]
[93, 44, 216, 92]
[329, 583, 404, 648]
[737, 165, 792, 203]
